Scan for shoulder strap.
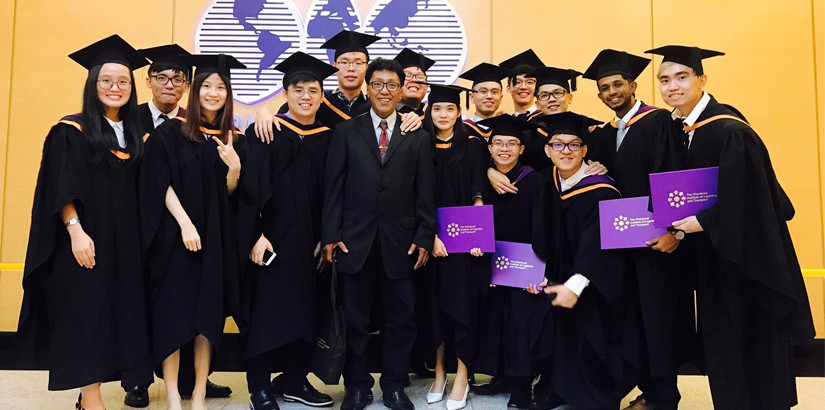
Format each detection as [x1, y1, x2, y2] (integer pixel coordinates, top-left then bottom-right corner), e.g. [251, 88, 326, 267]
[609, 107, 663, 128]
[684, 114, 749, 132]
[274, 116, 331, 136]
[463, 122, 492, 139]
[322, 96, 351, 121]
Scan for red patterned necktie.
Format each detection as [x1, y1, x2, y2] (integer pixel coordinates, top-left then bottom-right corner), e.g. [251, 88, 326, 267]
[379, 119, 389, 163]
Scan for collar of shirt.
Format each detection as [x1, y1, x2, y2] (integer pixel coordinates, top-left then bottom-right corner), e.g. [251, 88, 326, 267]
[615, 99, 642, 125]
[558, 162, 591, 192]
[671, 92, 710, 126]
[148, 100, 180, 122]
[332, 87, 366, 103]
[370, 109, 398, 141]
[513, 104, 536, 116]
[103, 116, 126, 149]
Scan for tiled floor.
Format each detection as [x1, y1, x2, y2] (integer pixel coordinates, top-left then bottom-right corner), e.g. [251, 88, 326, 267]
[1, 371, 822, 409]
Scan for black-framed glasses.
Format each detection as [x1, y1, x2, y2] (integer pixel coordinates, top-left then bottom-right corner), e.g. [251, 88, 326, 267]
[335, 61, 367, 69]
[151, 74, 187, 87]
[536, 90, 567, 101]
[548, 141, 583, 151]
[403, 72, 426, 82]
[98, 78, 131, 90]
[369, 81, 401, 92]
[473, 87, 502, 96]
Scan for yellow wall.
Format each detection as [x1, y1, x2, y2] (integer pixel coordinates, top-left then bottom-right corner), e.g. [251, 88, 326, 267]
[0, 0, 823, 333]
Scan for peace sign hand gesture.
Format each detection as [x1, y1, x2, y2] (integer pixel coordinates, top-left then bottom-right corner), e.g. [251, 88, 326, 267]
[212, 134, 241, 172]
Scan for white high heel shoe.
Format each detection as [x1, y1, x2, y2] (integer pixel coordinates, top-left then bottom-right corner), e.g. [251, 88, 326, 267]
[446, 383, 470, 410]
[426, 379, 448, 404]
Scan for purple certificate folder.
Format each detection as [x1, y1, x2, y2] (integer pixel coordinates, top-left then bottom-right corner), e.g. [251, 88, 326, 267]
[649, 167, 719, 228]
[437, 205, 495, 253]
[599, 196, 668, 249]
[490, 241, 546, 288]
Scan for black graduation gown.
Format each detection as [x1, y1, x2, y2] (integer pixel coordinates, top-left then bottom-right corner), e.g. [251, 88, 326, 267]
[137, 103, 188, 136]
[429, 136, 490, 365]
[240, 115, 332, 359]
[684, 96, 815, 409]
[278, 91, 371, 129]
[588, 103, 695, 378]
[475, 163, 553, 377]
[17, 115, 150, 390]
[547, 169, 640, 409]
[138, 118, 249, 364]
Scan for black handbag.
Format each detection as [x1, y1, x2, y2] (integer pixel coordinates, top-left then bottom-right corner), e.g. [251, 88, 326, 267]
[309, 261, 347, 385]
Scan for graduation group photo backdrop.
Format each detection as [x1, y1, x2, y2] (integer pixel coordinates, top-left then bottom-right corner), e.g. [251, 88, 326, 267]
[0, 0, 824, 338]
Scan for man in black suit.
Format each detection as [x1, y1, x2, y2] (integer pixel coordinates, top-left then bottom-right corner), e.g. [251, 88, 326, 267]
[322, 58, 436, 410]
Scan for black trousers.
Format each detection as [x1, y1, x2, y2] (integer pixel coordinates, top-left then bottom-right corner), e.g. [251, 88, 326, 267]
[245, 340, 312, 393]
[339, 237, 416, 392]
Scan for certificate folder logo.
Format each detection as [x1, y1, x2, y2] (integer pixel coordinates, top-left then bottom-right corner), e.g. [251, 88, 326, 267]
[667, 190, 686, 208]
[446, 222, 460, 238]
[495, 256, 510, 270]
[613, 215, 629, 231]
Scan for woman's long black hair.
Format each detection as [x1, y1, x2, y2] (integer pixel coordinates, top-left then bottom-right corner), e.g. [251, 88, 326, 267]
[424, 101, 469, 163]
[80, 64, 143, 158]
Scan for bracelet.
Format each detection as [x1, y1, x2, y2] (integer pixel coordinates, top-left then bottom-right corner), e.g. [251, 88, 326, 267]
[64, 217, 80, 227]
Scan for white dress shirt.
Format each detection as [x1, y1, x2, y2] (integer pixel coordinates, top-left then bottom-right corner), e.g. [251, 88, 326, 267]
[103, 116, 126, 149]
[369, 109, 398, 144]
[557, 162, 592, 297]
[614, 100, 642, 129]
[148, 100, 182, 129]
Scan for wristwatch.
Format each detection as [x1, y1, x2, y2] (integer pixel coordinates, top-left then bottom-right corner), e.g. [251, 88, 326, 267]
[669, 229, 685, 240]
[64, 217, 80, 227]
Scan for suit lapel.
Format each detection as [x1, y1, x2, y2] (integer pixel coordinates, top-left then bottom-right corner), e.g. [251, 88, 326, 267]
[358, 115, 382, 163]
[383, 116, 407, 165]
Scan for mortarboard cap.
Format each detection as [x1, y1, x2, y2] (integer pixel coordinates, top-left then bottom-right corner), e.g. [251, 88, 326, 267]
[499, 49, 545, 77]
[644, 45, 724, 76]
[534, 111, 601, 145]
[478, 114, 537, 142]
[139, 44, 192, 73]
[186, 54, 246, 79]
[275, 51, 338, 85]
[68, 34, 149, 71]
[393, 48, 435, 72]
[422, 83, 472, 109]
[459, 62, 511, 86]
[582, 49, 650, 81]
[527, 66, 583, 92]
[321, 30, 381, 61]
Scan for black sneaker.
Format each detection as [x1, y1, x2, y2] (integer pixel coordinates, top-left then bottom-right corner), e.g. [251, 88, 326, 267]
[473, 376, 510, 395]
[124, 385, 150, 408]
[281, 378, 333, 407]
[508, 387, 531, 409]
[206, 379, 233, 398]
[250, 390, 280, 410]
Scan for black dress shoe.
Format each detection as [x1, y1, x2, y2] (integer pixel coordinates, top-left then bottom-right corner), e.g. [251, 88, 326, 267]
[529, 393, 565, 410]
[382, 390, 414, 410]
[472, 376, 510, 396]
[282, 378, 333, 407]
[250, 390, 280, 410]
[341, 389, 373, 410]
[124, 385, 150, 408]
[206, 379, 233, 398]
[508, 387, 531, 409]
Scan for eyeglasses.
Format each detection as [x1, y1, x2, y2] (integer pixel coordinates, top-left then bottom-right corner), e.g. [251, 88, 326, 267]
[288, 87, 322, 97]
[491, 141, 521, 149]
[404, 72, 426, 82]
[548, 142, 583, 151]
[98, 78, 132, 90]
[335, 61, 367, 69]
[512, 78, 537, 87]
[369, 81, 401, 92]
[473, 88, 502, 96]
[151, 74, 187, 87]
[537, 90, 568, 101]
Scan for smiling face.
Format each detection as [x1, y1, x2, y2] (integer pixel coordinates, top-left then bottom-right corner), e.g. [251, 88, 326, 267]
[657, 62, 706, 115]
[536, 83, 572, 115]
[401, 66, 428, 105]
[286, 80, 323, 123]
[507, 74, 536, 108]
[546, 133, 587, 177]
[199, 73, 228, 121]
[471, 81, 503, 118]
[146, 68, 188, 108]
[367, 69, 402, 118]
[597, 74, 636, 114]
[489, 134, 524, 170]
[97, 62, 132, 112]
[430, 102, 459, 135]
[334, 51, 368, 92]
